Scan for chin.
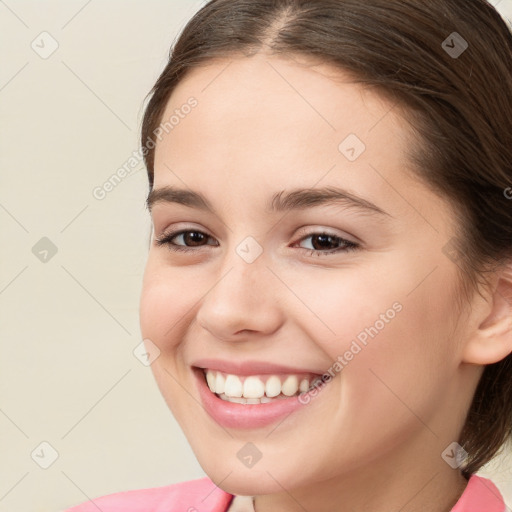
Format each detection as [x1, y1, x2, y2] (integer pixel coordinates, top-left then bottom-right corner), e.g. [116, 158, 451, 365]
[199, 455, 303, 496]
[212, 472, 283, 497]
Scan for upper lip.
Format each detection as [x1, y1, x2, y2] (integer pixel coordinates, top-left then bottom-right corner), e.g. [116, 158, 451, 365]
[192, 358, 324, 376]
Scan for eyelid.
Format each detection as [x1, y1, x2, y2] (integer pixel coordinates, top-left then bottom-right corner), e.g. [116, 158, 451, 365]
[155, 222, 212, 238]
[293, 225, 360, 245]
[155, 228, 210, 243]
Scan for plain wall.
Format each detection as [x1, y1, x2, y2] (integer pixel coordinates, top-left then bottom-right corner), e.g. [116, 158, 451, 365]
[0, 1, 511, 511]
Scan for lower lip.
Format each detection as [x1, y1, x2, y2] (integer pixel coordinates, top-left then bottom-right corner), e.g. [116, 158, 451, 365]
[194, 368, 325, 429]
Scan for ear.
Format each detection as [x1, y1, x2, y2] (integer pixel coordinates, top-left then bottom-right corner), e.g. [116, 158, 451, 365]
[461, 264, 512, 365]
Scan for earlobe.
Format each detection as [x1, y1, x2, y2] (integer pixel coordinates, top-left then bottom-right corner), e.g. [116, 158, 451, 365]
[461, 268, 512, 365]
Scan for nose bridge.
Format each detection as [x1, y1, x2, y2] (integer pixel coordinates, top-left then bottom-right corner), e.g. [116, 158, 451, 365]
[196, 237, 282, 338]
[216, 233, 271, 298]
[211, 239, 269, 311]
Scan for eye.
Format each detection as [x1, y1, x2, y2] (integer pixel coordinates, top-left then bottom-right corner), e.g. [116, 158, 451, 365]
[154, 229, 218, 252]
[154, 228, 360, 257]
[293, 232, 360, 256]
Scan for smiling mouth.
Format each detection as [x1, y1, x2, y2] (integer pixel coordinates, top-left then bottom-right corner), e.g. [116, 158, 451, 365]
[202, 368, 323, 404]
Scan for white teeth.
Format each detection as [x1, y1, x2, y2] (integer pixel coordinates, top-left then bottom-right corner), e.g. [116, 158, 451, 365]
[218, 393, 289, 404]
[224, 374, 243, 397]
[215, 372, 225, 394]
[281, 375, 299, 396]
[265, 375, 282, 398]
[204, 369, 315, 401]
[243, 376, 265, 399]
[206, 371, 216, 391]
[225, 395, 245, 404]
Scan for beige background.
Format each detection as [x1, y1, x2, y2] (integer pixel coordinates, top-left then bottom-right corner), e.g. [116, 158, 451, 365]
[0, 1, 511, 511]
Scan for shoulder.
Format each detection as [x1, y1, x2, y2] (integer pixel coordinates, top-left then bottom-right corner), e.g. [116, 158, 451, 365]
[451, 474, 506, 512]
[63, 477, 234, 512]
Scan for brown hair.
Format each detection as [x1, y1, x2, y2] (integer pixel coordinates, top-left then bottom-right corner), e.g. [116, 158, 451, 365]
[140, 0, 512, 477]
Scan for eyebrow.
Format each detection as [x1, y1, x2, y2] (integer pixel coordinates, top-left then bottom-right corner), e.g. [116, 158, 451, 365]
[146, 185, 392, 218]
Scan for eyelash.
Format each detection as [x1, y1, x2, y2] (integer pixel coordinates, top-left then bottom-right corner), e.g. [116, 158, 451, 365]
[154, 229, 360, 257]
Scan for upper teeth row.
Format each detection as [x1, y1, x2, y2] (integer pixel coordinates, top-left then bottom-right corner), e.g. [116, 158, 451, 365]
[205, 369, 318, 398]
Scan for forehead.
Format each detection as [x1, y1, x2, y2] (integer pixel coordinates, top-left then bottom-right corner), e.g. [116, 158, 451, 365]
[156, 55, 404, 165]
[151, 54, 452, 229]
[158, 53, 403, 148]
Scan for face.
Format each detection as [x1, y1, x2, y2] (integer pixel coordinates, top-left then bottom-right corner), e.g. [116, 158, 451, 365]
[139, 53, 477, 497]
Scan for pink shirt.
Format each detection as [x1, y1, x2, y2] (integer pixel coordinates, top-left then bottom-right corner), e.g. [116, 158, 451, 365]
[64, 474, 506, 512]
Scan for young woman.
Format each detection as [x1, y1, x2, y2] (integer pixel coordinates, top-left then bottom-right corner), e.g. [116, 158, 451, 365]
[66, 0, 512, 510]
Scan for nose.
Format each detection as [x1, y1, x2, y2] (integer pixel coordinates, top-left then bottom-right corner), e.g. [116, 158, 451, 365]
[195, 249, 284, 342]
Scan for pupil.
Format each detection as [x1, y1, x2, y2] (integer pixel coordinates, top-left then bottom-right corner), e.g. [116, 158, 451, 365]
[185, 232, 205, 246]
[312, 234, 336, 250]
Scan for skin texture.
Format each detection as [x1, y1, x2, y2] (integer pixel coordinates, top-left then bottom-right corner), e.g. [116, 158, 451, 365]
[139, 53, 512, 512]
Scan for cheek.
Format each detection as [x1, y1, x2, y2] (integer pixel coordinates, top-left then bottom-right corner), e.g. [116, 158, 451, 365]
[288, 259, 458, 424]
[138, 259, 201, 416]
[139, 257, 199, 352]
[330, 268, 459, 438]
[279, 263, 407, 359]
